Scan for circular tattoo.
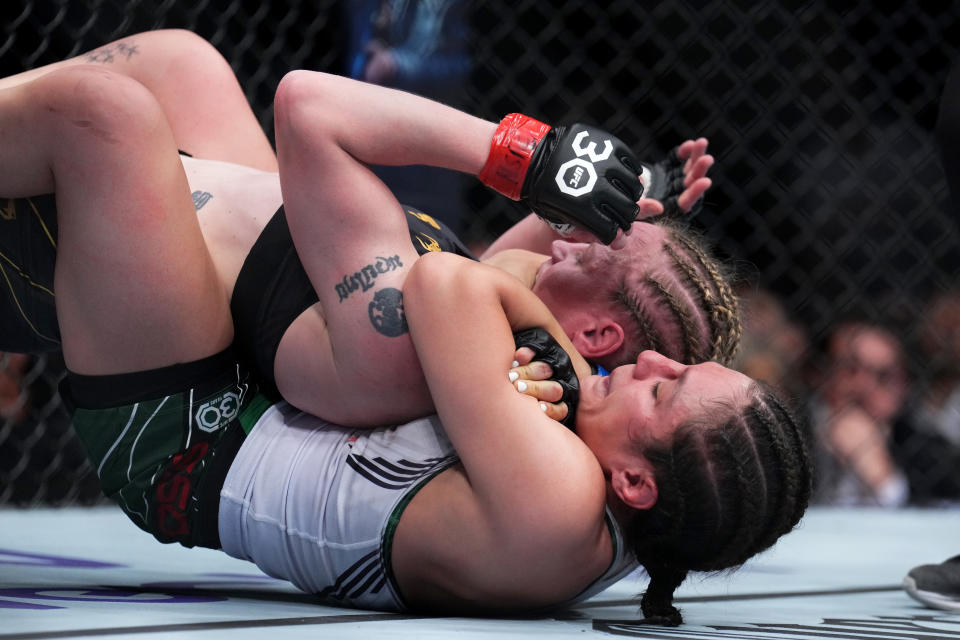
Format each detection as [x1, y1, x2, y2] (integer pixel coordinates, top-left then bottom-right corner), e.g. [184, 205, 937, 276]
[369, 288, 408, 337]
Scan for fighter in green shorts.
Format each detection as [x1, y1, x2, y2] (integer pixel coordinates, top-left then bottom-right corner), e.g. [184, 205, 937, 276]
[66, 350, 272, 547]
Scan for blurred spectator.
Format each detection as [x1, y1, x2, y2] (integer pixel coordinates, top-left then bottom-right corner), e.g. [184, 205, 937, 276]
[732, 286, 809, 400]
[344, 0, 473, 238]
[891, 286, 960, 503]
[0, 352, 30, 422]
[807, 321, 910, 507]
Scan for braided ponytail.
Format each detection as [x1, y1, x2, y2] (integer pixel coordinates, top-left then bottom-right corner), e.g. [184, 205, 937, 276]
[627, 382, 811, 625]
[640, 563, 688, 626]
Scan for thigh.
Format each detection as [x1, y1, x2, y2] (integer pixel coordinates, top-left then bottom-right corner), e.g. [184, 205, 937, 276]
[0, 66, 232, 375]
[0, 29, 276, 172]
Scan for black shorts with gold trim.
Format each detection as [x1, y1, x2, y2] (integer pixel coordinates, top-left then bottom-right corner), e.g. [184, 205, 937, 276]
[0, 195, 61, 353]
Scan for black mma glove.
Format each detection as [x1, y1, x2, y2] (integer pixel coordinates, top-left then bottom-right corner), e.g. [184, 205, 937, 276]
[479, 114, 643, 244]
[512, 327, 580, 432]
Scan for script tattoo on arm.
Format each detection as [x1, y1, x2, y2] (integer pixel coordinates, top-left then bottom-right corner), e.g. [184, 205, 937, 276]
[334, 255, 403, 302]
[334, 256, 408, 337]
[85, 41, 140, 64]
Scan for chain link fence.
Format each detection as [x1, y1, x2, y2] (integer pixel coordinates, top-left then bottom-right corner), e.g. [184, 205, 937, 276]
[2, 0, 959, 506]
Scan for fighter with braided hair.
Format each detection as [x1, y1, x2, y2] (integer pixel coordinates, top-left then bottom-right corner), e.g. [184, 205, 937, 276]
[0, 29, 737, 428]
[629, 383, 813, 623]
[0, 28, 811, 623]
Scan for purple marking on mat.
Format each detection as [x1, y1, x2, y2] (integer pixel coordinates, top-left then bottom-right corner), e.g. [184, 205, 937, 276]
[0, 549, 123, 569]
[0, 587, 224, 604]
[0, 598, 63, 610]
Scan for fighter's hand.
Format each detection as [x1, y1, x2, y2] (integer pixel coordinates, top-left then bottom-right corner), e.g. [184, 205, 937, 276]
[635, 137, 714, 220]
[479, 114, 643, 244]
[510, 327, 580, 431]
[508, 346, 569, 424]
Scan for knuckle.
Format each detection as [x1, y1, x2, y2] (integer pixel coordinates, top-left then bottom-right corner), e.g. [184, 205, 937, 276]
[534, 362, 553, 378]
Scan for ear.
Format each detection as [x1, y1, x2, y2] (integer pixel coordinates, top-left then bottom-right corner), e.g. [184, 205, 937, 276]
[570, 318, 625, 359]
[611, 467, 658, 511]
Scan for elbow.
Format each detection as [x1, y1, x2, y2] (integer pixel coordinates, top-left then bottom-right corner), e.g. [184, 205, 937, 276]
[404, 252, 480, 321]
[274, 69, 334, 112]
[273, 70, 344, 145]
[405, 251, 459, 297]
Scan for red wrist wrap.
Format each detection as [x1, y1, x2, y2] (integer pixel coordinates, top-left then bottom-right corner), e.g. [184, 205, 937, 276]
[478, 113, 552, 201]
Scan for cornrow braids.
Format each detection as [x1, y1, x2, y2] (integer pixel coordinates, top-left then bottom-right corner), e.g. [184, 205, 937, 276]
[615, 283, 666, 357]
[645, 276, 700, 365]
[664, 229, 741, 365]
[627, 382, 812, 626]
[609, 221, 741, 369]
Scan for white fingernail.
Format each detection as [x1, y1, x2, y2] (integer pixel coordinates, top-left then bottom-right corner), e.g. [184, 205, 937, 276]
[512, 360, 520, 368]
[517, 381, 527, 392]
[540, 403, 548, 412]
[508, 371, 519, 382]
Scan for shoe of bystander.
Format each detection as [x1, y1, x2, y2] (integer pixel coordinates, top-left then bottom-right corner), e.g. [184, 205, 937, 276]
[904, 555, 960, 612]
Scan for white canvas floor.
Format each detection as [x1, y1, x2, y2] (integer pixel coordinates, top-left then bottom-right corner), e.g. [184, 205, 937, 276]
[2, 506, 959, 639]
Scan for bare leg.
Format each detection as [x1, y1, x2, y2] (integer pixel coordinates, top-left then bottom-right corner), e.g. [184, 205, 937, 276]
[0, 29, 276, 172]
[0, 65, 232, 374]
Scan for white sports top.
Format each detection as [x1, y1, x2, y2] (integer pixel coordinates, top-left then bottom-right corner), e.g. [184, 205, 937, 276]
[219, 401, 638, 611]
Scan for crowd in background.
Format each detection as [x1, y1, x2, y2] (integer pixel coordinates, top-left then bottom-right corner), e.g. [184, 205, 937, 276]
[735, 284, 960, 507]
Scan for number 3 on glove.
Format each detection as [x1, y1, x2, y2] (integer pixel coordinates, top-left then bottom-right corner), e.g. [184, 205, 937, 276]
[479, 113, 644, 244]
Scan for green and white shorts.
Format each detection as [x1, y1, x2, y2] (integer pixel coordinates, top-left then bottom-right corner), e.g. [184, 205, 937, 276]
[62, 349, 274, 548]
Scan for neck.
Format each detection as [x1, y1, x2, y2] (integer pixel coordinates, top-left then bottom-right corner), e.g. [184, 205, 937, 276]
[481, 248, 548, 289]
[604, 485, 636, 533]
[570, 349, 594, 386]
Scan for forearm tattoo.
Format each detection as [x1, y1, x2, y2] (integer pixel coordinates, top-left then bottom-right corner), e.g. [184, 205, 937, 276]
[192, 191, 213, 210]
[335, 255, 403, 302]
[85, 41, 140, 64]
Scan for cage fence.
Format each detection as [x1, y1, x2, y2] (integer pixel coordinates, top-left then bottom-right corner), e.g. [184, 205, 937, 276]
[2, 0, 959, 506]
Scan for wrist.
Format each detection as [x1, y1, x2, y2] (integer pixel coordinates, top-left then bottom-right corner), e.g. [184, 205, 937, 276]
[478, 113, 551, 200]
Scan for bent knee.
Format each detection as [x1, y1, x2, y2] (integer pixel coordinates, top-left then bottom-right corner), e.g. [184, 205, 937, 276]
[140, 28, 216, 55]
[35, 66, 167, 143]
[148, 29, 238, 87]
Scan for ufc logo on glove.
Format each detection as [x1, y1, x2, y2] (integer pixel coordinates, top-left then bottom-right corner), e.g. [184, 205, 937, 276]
[555, 130, 615, 196]
[479, 113, 644, 244]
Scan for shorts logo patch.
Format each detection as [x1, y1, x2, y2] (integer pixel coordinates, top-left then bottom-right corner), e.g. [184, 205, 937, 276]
[414, 233, 441, 253]
[195, 392, 240, 433]
[407, 209, 441, 229]
[154, 441, 210, 539]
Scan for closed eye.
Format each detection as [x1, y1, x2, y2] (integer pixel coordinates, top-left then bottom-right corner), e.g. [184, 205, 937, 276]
[653, 382, 661, 400]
